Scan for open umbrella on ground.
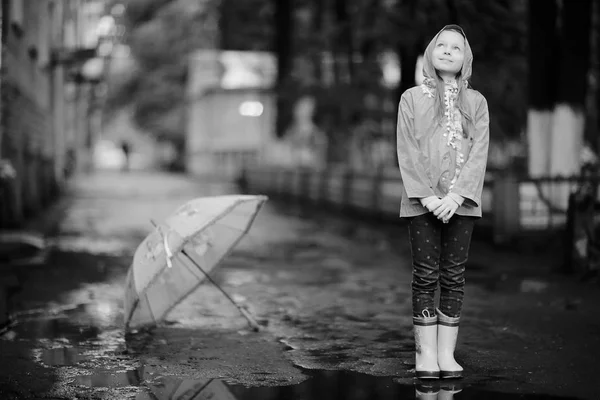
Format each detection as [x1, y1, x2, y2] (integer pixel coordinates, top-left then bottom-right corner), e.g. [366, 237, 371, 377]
[137, 377, 237, 400]
[124, 195, 267, 332]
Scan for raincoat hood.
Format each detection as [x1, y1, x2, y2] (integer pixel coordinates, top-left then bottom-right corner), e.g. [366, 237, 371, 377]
[422, 24, 473, 84]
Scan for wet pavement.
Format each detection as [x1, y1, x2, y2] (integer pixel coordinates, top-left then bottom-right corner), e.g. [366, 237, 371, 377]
[0, 170, 599, 399]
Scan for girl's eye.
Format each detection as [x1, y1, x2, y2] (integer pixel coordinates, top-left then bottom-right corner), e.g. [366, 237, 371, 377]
[453, 46, 460, 50]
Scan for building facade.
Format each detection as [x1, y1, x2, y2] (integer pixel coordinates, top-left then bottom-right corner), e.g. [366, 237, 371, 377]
[0, 0, 105, 228]
[185, 50, 277, 178]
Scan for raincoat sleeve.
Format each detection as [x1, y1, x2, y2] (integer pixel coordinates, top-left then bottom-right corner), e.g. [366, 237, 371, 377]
[396, 92, 436, 203]
[451, 95, 490, 208]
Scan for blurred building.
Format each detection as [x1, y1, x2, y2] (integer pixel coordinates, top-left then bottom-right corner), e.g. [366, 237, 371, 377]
[185, 50, 277, 178]
[0, 0, 108, 228]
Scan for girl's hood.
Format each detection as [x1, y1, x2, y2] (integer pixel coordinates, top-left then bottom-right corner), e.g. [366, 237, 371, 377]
[422, 25, 473, 83]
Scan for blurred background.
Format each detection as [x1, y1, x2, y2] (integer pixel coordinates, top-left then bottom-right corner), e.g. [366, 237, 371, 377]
[0, 0, 599, 268]
[1, 2, 600, 398]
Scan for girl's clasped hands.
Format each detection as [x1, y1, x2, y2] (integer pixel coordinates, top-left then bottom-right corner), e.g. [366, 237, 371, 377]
[423, 196, 460, 223]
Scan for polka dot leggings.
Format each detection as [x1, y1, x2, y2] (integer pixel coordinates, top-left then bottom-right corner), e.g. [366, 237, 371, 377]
[407, 212, 476, 318]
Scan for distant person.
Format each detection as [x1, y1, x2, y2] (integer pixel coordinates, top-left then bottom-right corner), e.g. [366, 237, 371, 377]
[121, 140, 132, 172]
[284, 96, 328, 168]
[396, 25, 490, 379]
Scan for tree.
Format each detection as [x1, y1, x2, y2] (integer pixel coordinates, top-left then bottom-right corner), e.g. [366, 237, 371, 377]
[550, 0, 592, 179]
[274, 0, 294, 137]
[106, 0, 220, 152]
[390, 0, 438, 101]
[388, 0, 527, 142]
[333, 0, 354, 83]
[107, 0, 534, 170]
[219, 0, 273, 51]
[394, 0, 424, 101]
[525, 0, 594, 182]
[458, 0, 527, 141]
[595, 0, 600, 152]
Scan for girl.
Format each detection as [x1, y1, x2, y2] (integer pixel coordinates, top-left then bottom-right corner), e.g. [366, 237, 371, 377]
[396, 25, 490, 379]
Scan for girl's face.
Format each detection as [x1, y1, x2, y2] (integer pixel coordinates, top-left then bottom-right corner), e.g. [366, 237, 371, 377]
[431, 30, 465, 77]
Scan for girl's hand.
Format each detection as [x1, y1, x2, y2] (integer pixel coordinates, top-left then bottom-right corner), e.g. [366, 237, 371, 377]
[424, 197, 443, 213]
[433, 196, 460, 222]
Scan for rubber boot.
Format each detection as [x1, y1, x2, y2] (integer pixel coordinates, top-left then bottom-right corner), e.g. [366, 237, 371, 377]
[415, 382, 439, 400]
[436, 308, 463, 379]
[413, 311, 440, 379]
[439, 382, 462, 400]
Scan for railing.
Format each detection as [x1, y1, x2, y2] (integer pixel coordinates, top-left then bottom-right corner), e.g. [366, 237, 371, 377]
[240, 164, 600, 246]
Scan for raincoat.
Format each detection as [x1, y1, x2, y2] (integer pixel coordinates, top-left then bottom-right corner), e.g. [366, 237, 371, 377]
[397, 26, 490, 218]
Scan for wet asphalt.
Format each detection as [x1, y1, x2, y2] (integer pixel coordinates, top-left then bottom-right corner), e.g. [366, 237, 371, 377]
[0, 170, 599, 400]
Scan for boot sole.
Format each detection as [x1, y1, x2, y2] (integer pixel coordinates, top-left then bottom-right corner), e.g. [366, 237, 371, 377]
[416, 371, 440, 379]
[440, 371, 463, 379]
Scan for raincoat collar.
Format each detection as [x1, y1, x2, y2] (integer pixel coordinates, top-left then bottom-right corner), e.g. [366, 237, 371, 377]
[422, 24, 473, 87]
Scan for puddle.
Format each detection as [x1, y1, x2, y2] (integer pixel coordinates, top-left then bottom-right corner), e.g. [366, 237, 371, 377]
[135, 378, 232, 400]
[520, 279, 549, 293]
[14, 312, 103, 342]
[73, 367, 144, 388]
[41, 347, 88, 366]
[71, 367, 583, 400]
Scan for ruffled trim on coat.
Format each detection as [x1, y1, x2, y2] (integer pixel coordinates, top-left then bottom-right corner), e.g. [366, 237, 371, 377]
[420, 78, 467, 193]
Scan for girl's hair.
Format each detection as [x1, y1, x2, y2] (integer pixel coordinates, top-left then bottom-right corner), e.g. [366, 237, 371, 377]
[430, 26, 473, 138]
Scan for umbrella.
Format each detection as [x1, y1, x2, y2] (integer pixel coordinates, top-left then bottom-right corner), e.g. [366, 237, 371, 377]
[137, 377, 237, 400]
[124, 195, 267, 331]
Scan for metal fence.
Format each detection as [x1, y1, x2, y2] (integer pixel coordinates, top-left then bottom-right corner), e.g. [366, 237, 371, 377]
[241, 164, 600, 277]
[241, 165, 600, 243]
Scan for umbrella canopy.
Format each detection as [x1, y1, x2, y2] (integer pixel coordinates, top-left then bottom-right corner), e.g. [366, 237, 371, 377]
[124, 195, 267, 330]
[137, 377, 237, 400]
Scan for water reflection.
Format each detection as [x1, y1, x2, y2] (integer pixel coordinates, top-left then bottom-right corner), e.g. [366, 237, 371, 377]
[9, 308, 585, 400]
[72, 367, 582, 400]
[40, 346, 87, 366]
[136, 377, 237, 400]
[74, 367, 144, 388]
[415, 382, 462, 400]
[17, 314, 102, 342]
[73, 366, 237, 399]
